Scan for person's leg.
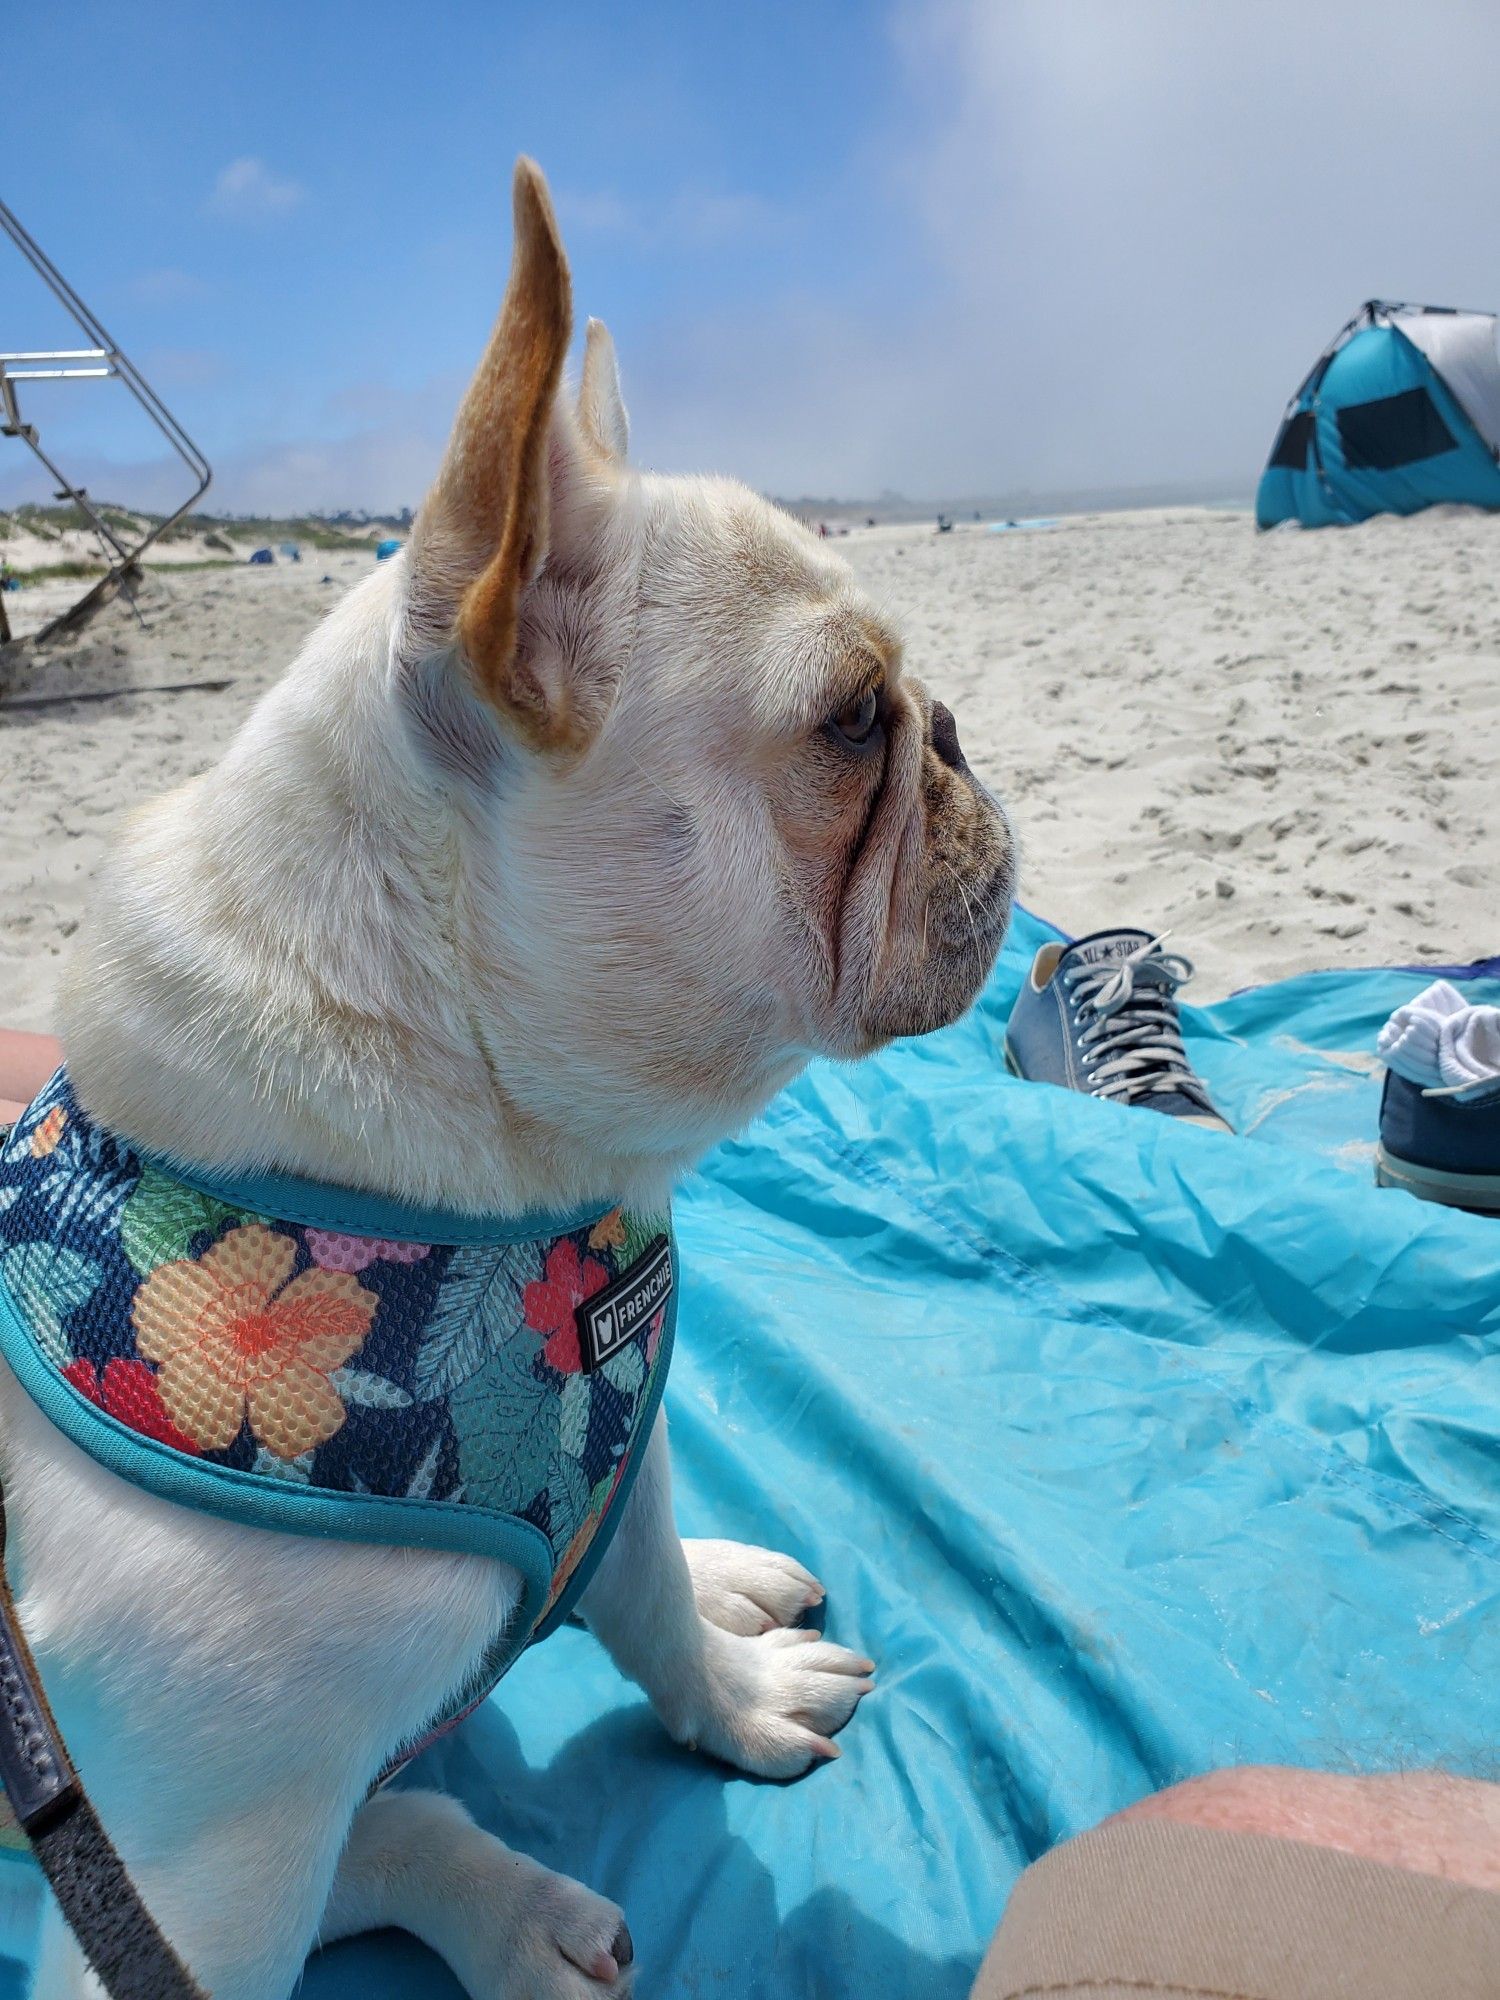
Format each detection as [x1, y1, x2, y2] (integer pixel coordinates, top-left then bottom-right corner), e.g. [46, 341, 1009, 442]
[1118, 1766, 1500, 1891]
[0, 1029, 61, 1126]
[972, 1768, 1500, 2000]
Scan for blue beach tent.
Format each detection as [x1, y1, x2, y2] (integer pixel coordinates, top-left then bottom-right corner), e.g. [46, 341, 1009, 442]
[1256, 300, 1500, 528]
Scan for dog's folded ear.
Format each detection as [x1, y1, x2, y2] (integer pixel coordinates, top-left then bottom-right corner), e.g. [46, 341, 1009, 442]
[405, 158, 619, 757]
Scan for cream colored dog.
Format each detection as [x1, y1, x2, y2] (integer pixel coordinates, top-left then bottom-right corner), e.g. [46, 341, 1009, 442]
[1, 160, 1011, 1998]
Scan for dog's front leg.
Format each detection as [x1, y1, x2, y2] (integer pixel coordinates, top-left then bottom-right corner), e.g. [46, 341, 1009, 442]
[3, 1364, 611, 2000]
[31, 1790, 637, 2000]
[319, 1788, 633, 1997]
[580, 1415, 874, 1778]
[28, 1778, 355, 2000]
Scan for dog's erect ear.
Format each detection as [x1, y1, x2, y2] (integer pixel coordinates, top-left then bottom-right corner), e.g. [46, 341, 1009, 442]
[406, 158, 587, 744]
[577, 319, 629, 464]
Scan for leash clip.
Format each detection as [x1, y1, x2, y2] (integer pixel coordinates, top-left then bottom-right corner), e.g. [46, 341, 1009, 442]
[0, 1600, 81, 1837]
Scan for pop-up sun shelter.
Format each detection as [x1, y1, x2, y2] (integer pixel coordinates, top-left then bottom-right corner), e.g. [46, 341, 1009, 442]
[1257, 300, 1500, 528]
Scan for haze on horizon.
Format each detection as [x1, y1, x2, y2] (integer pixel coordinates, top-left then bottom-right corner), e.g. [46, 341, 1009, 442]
[5, 0, 1499, 518]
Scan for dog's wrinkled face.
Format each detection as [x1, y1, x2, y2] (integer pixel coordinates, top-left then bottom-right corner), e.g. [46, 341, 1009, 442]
[619, 480, 1011, 1056]
[402, 163, 1011, 1162]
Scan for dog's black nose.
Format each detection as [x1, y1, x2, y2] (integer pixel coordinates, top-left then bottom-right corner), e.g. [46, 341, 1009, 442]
[612, 1921, 635, 1970]
[930, 700, 968, 773]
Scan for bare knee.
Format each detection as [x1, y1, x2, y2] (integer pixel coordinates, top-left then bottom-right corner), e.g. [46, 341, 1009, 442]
[0, 1029, 61, 1113]
[1117, 1765, 1500, 1891]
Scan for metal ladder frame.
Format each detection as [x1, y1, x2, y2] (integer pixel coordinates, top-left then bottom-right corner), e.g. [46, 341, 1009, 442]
[0, 198, 212, 643]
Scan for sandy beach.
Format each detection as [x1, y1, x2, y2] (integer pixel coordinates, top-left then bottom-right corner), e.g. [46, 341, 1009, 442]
[2, 503, 1498, 1036]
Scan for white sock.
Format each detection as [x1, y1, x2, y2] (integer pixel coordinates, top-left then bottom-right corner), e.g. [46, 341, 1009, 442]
[1378, 979, 1500, 1090]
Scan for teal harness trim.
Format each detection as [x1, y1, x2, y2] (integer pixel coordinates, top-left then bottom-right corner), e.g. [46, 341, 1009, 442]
[137, 1149, 609, 1249]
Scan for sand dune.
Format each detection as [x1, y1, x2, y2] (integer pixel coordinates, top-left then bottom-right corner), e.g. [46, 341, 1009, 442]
[2, 506, 1498, 1036]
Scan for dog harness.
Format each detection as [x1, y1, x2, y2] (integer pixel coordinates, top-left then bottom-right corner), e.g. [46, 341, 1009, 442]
[0, 1068, 678, 1860]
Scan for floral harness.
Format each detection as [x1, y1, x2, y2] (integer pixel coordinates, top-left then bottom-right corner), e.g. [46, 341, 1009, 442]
[0, 1070, 677, 1854]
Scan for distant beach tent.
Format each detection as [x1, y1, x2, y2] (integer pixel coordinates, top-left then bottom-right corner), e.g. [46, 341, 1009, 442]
[1257, 301, 1500, 528]
[248, 547, 274, 565]
[375, 537, 402, 560]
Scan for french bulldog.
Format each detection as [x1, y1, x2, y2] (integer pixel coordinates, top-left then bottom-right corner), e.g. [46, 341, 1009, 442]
[1, 158, 1011, 1999]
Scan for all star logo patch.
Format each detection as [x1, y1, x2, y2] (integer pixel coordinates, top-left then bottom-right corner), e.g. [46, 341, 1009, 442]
[576, 1235, 673, 1374]
[1069, 933, 1150, 968]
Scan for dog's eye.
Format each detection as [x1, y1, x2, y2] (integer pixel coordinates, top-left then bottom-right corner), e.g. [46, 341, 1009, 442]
[830, 689, 881, 747]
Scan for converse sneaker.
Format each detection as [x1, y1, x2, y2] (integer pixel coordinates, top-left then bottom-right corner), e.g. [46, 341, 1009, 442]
[1375, 1069, 1500, 1214]
[1004, 929, 1231, 1132]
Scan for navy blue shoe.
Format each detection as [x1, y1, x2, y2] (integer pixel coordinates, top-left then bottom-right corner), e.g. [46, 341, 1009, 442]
[1004, 928, 1231, 1131]
[1375, 1069, 1500, 1213]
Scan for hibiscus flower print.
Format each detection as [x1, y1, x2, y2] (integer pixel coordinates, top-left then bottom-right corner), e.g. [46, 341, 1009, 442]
[542, 1461, 626, 1616]
[63, 1357, 200, 1455]
[587, 1209, 626, 1252]
[30, 1106, 67, 1158]
[305, 1229, 431, 1275]
[132, 1223, 377, 1459]
[523, 1237, 608, 1375]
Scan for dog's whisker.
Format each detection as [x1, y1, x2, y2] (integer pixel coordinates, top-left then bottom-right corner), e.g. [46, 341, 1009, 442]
[944, 861, 981, 958]
[618, 743, 683, 816]
[958, 866, 1011, 932]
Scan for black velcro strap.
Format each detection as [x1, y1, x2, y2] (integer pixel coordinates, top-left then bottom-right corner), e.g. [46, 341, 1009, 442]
[0, 1501, 204, 1998]
[29, 1794, 204, 2000]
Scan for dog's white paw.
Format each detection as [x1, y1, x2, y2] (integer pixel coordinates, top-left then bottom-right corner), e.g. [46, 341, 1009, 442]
[683, 1538, 824, 1636]
[675, 1621, 875, 1780]
[473, 1855, 635, 1998]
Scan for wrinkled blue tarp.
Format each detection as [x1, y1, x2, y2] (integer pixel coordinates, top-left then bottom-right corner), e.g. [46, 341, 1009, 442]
[15, 910, 1500, 1997]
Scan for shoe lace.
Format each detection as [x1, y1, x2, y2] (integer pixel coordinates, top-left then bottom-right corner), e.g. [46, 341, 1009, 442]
[1062, 934, 1216, 1112]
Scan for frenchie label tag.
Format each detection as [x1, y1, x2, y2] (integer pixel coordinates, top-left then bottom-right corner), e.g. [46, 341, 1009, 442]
[575, 1235, 673, 1375]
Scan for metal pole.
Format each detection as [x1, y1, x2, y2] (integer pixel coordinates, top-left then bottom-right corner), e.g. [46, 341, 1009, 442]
[0, 197, 213, 638]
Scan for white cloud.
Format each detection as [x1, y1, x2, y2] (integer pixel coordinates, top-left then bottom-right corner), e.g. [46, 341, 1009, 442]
[865, 0, 1500, 491]
[624, 0, 1500, 498]
[556, 189, 636, 235]
[557, 185, 779, 251]
[37, 6, 1500, 512]
[139, 347, 225, 391]
[207, 156, 306, 223]
[127, 267, 209, 307]
[0, 428, 434, 519]
[208, 429, 437, 514]
[0, 371, 460, 520]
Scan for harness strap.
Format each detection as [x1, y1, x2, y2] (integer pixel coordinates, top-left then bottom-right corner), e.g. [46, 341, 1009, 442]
[0, 1497, 205, 1999]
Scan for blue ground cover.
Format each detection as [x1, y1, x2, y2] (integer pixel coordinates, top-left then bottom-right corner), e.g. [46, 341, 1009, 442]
[11, 909, 1500, 1996]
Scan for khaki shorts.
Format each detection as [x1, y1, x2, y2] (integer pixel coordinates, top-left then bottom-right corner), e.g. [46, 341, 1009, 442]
[972, 1818, 1500, 2000]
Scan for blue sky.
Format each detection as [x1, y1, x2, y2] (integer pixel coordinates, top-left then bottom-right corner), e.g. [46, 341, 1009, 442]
[7, 1, 1500, 513]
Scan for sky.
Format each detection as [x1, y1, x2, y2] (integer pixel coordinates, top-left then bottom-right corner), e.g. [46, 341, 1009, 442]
[6, 1, 1500, 515]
